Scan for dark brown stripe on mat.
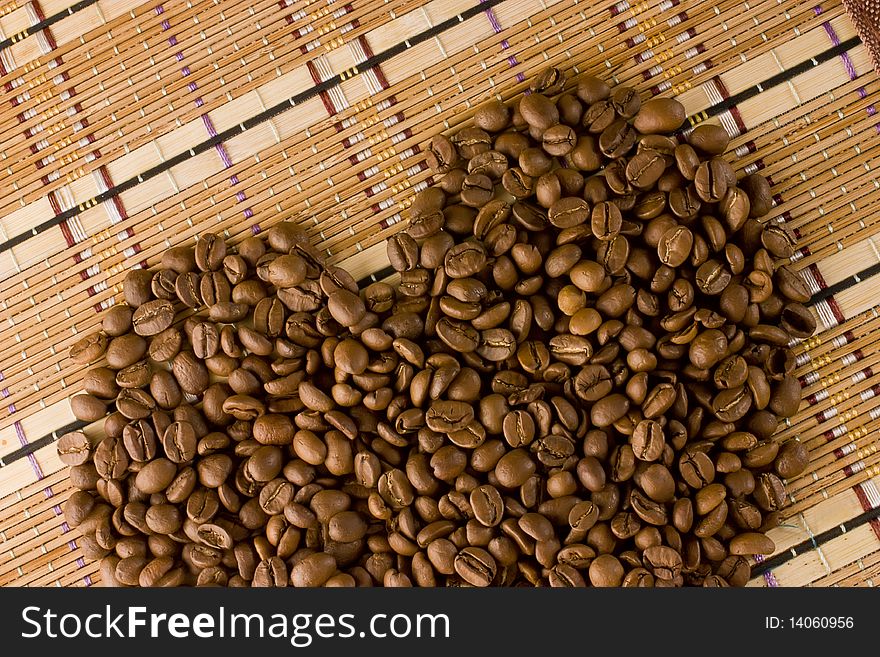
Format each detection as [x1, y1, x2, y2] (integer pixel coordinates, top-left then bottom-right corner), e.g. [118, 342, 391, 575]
[751, 506, 880, 579]
[0, 0, 97, 51]
[808, 263, 880, 306]
[0, 419, 86, 467]
[701, 36, 861, 121]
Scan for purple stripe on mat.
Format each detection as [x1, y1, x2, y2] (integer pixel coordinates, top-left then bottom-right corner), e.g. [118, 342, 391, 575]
[479, 0, 525, 83]
[14, 421, 92, 586]
[753, 554, 780, 587]
[14, 421, 44, 481]
[815, 5, 880, 133]
[155, 4, 259, 231]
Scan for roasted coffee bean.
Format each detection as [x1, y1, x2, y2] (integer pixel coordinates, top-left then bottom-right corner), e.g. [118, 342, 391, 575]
[193, 233, 226, 272]
[116, 360, 152, 390]
[729, 532, 775, 556]
[131, 300, 174, 337]
[83, 367, 119, 400]
[171, 351, 209, 395]
[589, 554, 624, 587]
[102, 305, 133, 337]
[694, 158, 733, 203]
[454, 546, 497, 586]
[459, 174, 493, 207]
[469, 150, 508, 179]
[122, 419, 158, 462]
[123, 270, 154, 307]
[542, 124, 577, 156]
[741, 173, 772, 217]
[696, 260, 731, 295]
[626, 151, 666, 189]
[162, 421, 198, 464]
[576, 75, 610, 104]
[426, 134, 459, 173]
[105, 334, 147, 370]
[599, 119, 636, 159]
[519, 93, 559, 130]
[474, 99, 510, 132]
[688, 124, 730, 155]
[436, 318, 480, 353]
[327, 289, 365, 328]
[774, 440, 810, 480]
[634, 97, 686, 134]
[135, 458, 177, 495]
[115, 388, 156, 420]
[57, 431, 94, 467]
[70, 331, 109, 365]
[631, 420, 665, 462]
[657, 226, 693, 267]
[153, 269, 182, 304]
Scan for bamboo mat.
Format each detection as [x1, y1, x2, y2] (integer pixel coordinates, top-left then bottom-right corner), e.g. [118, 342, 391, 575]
[0, 0, 878, 587]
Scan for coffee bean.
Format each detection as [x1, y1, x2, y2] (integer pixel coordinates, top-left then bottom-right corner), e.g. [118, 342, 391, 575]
[729, 532, 775, 556]
[599, 119, 636, 159]
[97, 307, 132, 340]
[694, 158, 732, 203]
[474, 99, 510, 132]
[172, 351, 209, 395]
[633, 97, 686, 134]
[83, 367, 119, 400]
[591, 394, 630, 428]
[519, 93, 559, 130]
[626, 151, 666, 189]
[477, 328, 516, 362]
[657, 226, 693, 267]
[162, 421, 197, 464]
[116, 360, 152, 390]
[589, 554, 624, 587]
[464, 484, 501, 528]
[685, 121, 729, 154]
[774, 440, 809, 480]
[436, 318, 480, 353]
[469, 150, 508, 179]
[696, 260, 731, 295]
[123, 419, 158, 462]
[426, 134, 459, 173]
[115, 388, 156, 420]
[135, 458, 177, 495]
[123, 270, 154, 307]
[458, 174, 493, 207]
[595, 284, 635, 318]
[643, 545, 682, 580]
[741, 173, 772, 217]
[70, 331, 109, 366]
[542, 124, 577, 156]
[631, 420, 665, 461]
[58, 431, 93, 466]
[454, 546, 497, 586]
[680, 450, 716, 489]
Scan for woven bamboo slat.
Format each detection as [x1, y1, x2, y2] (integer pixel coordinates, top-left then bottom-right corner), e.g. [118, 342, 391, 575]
[1, 0, 878, 587]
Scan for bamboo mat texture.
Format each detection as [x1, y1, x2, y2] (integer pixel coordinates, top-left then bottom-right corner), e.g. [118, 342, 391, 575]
[0, 0, 879, 588]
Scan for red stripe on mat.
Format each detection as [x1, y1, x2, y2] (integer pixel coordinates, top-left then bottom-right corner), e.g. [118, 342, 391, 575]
[853, 486, 880, 541]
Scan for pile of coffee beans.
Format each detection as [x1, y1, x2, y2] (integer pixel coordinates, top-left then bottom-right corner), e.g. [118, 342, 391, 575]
[62, 67, 814, 587]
